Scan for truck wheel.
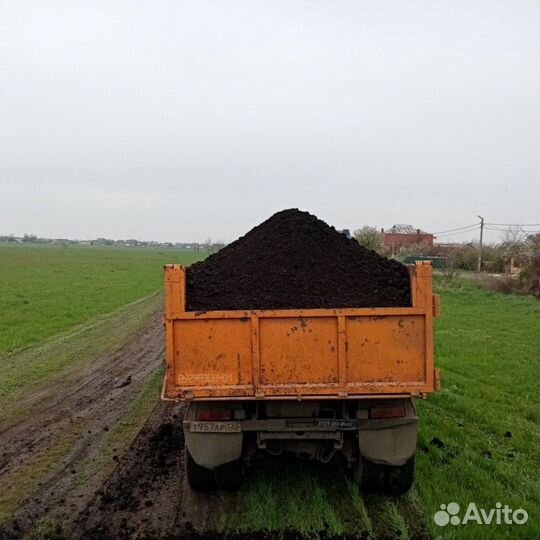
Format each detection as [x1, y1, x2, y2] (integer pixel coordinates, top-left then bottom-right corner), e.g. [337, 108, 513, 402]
[356, 457, 386, 493]
[185, 448, 216, 492]
[214, 459, 243, 490]
[385, 456, 415, 495]
[356, 456, 415, 495]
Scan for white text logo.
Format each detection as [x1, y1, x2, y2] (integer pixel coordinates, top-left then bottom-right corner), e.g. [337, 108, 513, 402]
[434, 502, 528, 527]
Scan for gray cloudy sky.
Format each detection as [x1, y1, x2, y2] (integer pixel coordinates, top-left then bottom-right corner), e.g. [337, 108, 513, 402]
[1, 0, 539, 243]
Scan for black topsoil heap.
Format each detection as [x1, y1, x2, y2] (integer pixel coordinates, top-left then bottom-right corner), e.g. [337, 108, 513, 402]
[187, 209, 411, 311]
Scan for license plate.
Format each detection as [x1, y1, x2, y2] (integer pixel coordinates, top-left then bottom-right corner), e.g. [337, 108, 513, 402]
[189, 421, 241, 433]
[316, 420, 357, 429]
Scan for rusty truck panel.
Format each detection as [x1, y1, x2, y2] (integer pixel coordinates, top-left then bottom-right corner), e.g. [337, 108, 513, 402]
[163, 262, 440, 401]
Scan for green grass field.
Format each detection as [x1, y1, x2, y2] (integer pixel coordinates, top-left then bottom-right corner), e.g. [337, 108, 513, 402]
[0, 243, 204, 354]
[416, 278, 540, 540]
[0, 245, 538, 539]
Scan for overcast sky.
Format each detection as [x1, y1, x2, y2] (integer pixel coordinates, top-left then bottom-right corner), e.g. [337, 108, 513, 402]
[1, 0, 539, 244]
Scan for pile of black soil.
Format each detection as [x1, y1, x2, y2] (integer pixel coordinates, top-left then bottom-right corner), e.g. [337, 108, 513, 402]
[187, 209, 411, 311]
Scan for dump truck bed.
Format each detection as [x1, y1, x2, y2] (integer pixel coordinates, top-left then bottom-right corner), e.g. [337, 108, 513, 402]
[162, 262, 440, 401]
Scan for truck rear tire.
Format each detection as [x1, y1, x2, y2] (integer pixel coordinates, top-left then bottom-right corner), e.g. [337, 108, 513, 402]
[385, 456, 415, 495]
[186, 448, 216, 492]
[356, 457, 386, 493]
[214, 459, 244, 490]
[356, 456, 415, 495]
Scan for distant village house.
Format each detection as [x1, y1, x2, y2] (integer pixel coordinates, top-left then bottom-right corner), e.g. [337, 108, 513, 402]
[382, 225, 434, 255]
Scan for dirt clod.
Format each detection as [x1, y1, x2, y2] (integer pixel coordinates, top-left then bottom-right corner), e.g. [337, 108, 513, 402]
[113, 375, 132, 389]
[187, 209, 411, 311]
[430, 437, 445, 449]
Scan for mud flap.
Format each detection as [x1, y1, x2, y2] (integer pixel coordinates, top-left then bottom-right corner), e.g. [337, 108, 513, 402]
[185, 431, 243, 469]
[358, 417, 418, 467]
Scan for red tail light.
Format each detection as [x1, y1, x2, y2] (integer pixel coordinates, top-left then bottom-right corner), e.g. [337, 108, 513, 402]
[198, 408, 232, 421]
[370, 404, 405, 419]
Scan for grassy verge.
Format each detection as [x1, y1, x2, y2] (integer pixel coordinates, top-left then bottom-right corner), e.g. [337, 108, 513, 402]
[0, 243, 204, 354]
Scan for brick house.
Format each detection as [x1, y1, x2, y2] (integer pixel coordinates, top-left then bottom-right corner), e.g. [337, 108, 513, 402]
[381, 225, 434, 254]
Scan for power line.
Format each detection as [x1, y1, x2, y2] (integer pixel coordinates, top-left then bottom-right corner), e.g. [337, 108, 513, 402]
[434, 227, 480, 237]
[435, 226, 480, 237]
[431, 222, 540, 237]
[433, 223, 480, 234]
[485, 225, 539, 230]
[486, 223, 540, 226]
[435, 225, 480, 234]
[485, 226, 540, 233]
[435, 226, 480, 238]
[433, 222, 539, 234]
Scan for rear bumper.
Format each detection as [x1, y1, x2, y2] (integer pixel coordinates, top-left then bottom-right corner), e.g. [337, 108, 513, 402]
[183, 416, 418, 468]
[183, 416, 417, 433]
[184, 417, 360, 433]
[183, 398, 419, 468]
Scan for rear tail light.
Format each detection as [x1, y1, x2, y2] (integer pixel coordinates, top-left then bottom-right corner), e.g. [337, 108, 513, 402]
[198, 408, 232, 421]
[370, 404, 405, 419]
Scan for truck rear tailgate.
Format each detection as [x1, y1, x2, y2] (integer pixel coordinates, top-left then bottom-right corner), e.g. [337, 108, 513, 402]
[163, 262, 440, 401]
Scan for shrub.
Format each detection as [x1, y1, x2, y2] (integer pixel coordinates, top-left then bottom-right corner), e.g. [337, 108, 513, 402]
[481, 275, 519, 295]
[353, 226, 383, 253]
[518, 235, 540, 297]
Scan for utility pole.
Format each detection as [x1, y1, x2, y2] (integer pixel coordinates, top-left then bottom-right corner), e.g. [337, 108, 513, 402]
[477, 215, 484, 272]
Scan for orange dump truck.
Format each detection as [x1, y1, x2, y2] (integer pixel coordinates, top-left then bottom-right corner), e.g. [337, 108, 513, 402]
[162, 261, 440, 493]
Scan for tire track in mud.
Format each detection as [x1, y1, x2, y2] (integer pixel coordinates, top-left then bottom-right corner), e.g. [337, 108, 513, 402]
[0, 314, 163, 474]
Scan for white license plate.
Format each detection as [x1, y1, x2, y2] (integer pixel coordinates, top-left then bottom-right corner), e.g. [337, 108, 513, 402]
[190, 421, 241, 433]
[316, 420, 357, 429]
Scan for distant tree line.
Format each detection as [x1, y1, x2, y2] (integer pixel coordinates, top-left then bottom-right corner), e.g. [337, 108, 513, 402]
[0, 234, 226, 253]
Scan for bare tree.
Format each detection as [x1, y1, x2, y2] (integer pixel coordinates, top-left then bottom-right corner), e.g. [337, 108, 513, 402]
[500, 226, 527, 254]
[500, 226, 527, 274]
